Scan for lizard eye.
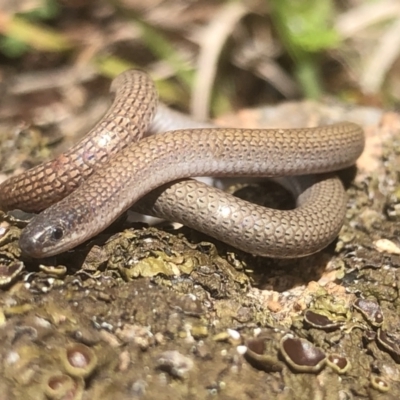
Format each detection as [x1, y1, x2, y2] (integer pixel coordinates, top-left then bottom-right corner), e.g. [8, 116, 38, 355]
[50, 227, 64, 241]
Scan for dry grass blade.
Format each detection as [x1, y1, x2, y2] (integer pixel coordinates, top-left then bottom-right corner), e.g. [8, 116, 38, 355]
[335, 0, 400, 38]
[360, 18, 400, 94]
[9, 66, 97, 95]
[191, 2, 248, 120]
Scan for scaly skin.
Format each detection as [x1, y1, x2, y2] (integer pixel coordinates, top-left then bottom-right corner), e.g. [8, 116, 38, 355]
[0, 70, 364, 258]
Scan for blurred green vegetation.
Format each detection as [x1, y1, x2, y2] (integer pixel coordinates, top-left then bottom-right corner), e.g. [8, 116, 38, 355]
[0, 0, 382, 104]
[270, 0, 341, 98]
[0, 0, 63, 57]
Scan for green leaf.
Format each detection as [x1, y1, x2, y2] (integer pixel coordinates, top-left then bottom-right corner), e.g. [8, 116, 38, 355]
[0, 36, 29, 58]
[270, 0, 341, 56]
